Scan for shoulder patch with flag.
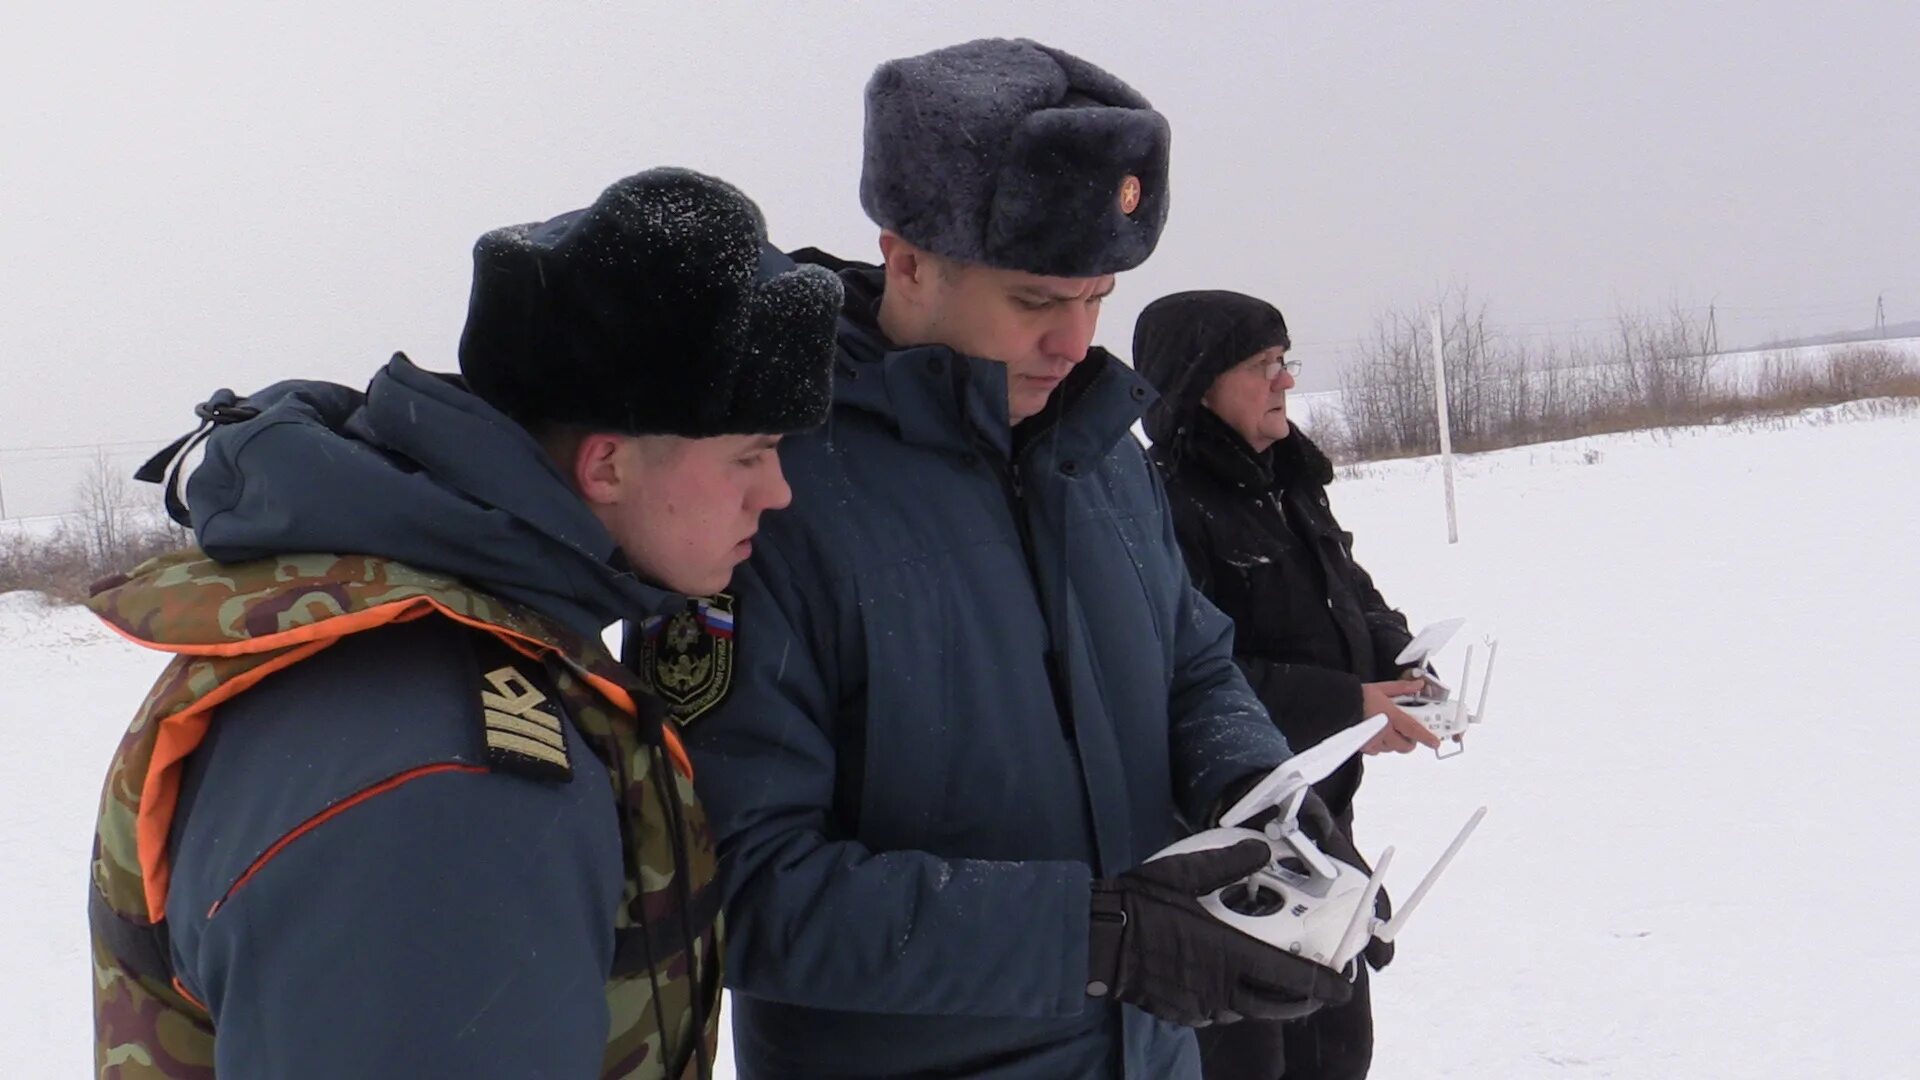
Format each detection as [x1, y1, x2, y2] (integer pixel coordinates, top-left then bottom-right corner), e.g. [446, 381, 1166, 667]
[639, 594, 735, 727]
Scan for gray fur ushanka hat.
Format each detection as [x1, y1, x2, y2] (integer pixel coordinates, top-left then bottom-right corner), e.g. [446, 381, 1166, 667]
[459, 167, 843, 439]
[859, 38, 1171, 278]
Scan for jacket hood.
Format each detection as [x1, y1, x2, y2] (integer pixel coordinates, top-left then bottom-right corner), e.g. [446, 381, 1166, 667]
[1132, 290, 1290, 448]
[820, 256, 892, 368]
[180, 353, 681, 637]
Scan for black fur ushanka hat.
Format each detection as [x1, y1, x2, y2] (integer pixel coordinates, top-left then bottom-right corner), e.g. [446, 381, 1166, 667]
[460, 167, 842, 438]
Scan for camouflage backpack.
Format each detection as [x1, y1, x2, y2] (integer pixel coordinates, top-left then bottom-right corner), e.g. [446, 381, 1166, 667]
[87, 550, 721, 1078]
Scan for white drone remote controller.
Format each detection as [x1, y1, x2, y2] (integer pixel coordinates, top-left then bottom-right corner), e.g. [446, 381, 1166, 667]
[1148, 716, 1487, 972]
[1392, 618, 1499, 759]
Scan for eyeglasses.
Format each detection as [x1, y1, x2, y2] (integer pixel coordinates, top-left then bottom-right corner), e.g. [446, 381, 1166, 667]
[1256, 355, 1302, 381]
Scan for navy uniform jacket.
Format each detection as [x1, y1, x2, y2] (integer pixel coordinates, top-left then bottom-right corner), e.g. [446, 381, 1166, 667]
[684, 265, 1292, 1078]
[153, 358, 694, 1077]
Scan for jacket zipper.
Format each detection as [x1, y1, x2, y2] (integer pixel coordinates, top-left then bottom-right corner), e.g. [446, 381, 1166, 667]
[987, 449, 1077, 741]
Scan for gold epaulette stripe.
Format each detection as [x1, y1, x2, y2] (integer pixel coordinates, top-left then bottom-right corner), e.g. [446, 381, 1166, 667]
[486, 729, 571, 770]
[484, 708, 565, 748]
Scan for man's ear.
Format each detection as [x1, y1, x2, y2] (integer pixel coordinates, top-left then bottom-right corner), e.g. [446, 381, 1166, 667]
[572, 433, 627, 506]
[879, 231, 935, 305]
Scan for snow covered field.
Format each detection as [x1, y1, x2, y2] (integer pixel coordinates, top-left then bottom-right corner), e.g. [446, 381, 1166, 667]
[5, 404, 1917, 1077]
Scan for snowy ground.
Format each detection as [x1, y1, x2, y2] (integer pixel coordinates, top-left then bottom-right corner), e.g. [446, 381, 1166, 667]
[5, 404, 1917, 1077]
[1342, 402, 1920, 1078]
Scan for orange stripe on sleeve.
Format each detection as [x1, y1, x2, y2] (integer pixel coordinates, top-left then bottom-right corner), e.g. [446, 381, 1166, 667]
[171, 976, 209, 1013]
[206, 762, 489, 918]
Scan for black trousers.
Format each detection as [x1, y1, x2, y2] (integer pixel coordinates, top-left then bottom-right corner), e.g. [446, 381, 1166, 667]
[1195, 949, 1373, 1079]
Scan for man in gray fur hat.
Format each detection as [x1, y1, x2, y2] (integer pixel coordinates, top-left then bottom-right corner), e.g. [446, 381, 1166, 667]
[667, 39, 1358, 1078]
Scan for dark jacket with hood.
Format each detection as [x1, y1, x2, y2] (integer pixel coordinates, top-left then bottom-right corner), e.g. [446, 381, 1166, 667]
[681, 261, 1292, 1079]
[1135, 293, 1416, 815]
[90, 355, 717, 1079]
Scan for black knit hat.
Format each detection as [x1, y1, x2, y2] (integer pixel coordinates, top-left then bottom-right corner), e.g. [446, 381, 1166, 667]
[459, 167, 843, 438]
[1134, 290, 1292, 446]
[860, 38, 1171, 277]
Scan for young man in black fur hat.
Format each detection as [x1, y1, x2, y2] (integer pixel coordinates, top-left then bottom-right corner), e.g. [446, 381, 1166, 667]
[87, 167, 840, 1080]
[677, 39, 1358, 1079]
[1136, 289, 1443, 1080]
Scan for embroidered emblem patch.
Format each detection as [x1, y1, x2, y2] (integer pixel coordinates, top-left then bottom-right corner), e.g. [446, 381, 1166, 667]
[638, 594, 735, 728]
[480, 658, 571, 781]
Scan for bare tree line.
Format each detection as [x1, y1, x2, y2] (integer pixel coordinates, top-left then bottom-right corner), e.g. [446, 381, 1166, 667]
[1325, 291, 1920, 462]
[4, 316, 1919, 602]
[1, 451, 188, 603]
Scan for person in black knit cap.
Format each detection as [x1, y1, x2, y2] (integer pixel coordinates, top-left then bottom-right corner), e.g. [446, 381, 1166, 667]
[1136, 289, 1444, 1080]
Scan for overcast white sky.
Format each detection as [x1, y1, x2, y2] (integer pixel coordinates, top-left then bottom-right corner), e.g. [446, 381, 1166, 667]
[3, 1, 1917, 458]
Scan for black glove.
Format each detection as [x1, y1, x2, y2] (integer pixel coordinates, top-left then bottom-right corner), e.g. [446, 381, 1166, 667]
[1366, 889, 1394, 971]
[1087, 838, 1354, 1027]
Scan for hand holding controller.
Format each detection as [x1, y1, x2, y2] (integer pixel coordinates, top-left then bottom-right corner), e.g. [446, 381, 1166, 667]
[1391, 620, 1499, 758]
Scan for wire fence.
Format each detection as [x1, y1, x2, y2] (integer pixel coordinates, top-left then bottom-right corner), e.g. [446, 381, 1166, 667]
[0, 440, 168, 523]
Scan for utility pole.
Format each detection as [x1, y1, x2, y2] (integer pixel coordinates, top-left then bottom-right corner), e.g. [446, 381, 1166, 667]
[1876, 294, 1887, 338]
[1430, 307, 1458, 545]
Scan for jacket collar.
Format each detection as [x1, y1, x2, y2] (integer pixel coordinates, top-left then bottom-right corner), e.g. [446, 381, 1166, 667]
[1184, 408, 1277, 492]
[826, 263, 1156, 464]
[1179, 408, 1337, 494]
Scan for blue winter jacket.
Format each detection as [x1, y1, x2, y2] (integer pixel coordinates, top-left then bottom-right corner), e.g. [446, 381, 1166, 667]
[156, 356, 695, 1077]
[683, 265, 1293, 1078]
